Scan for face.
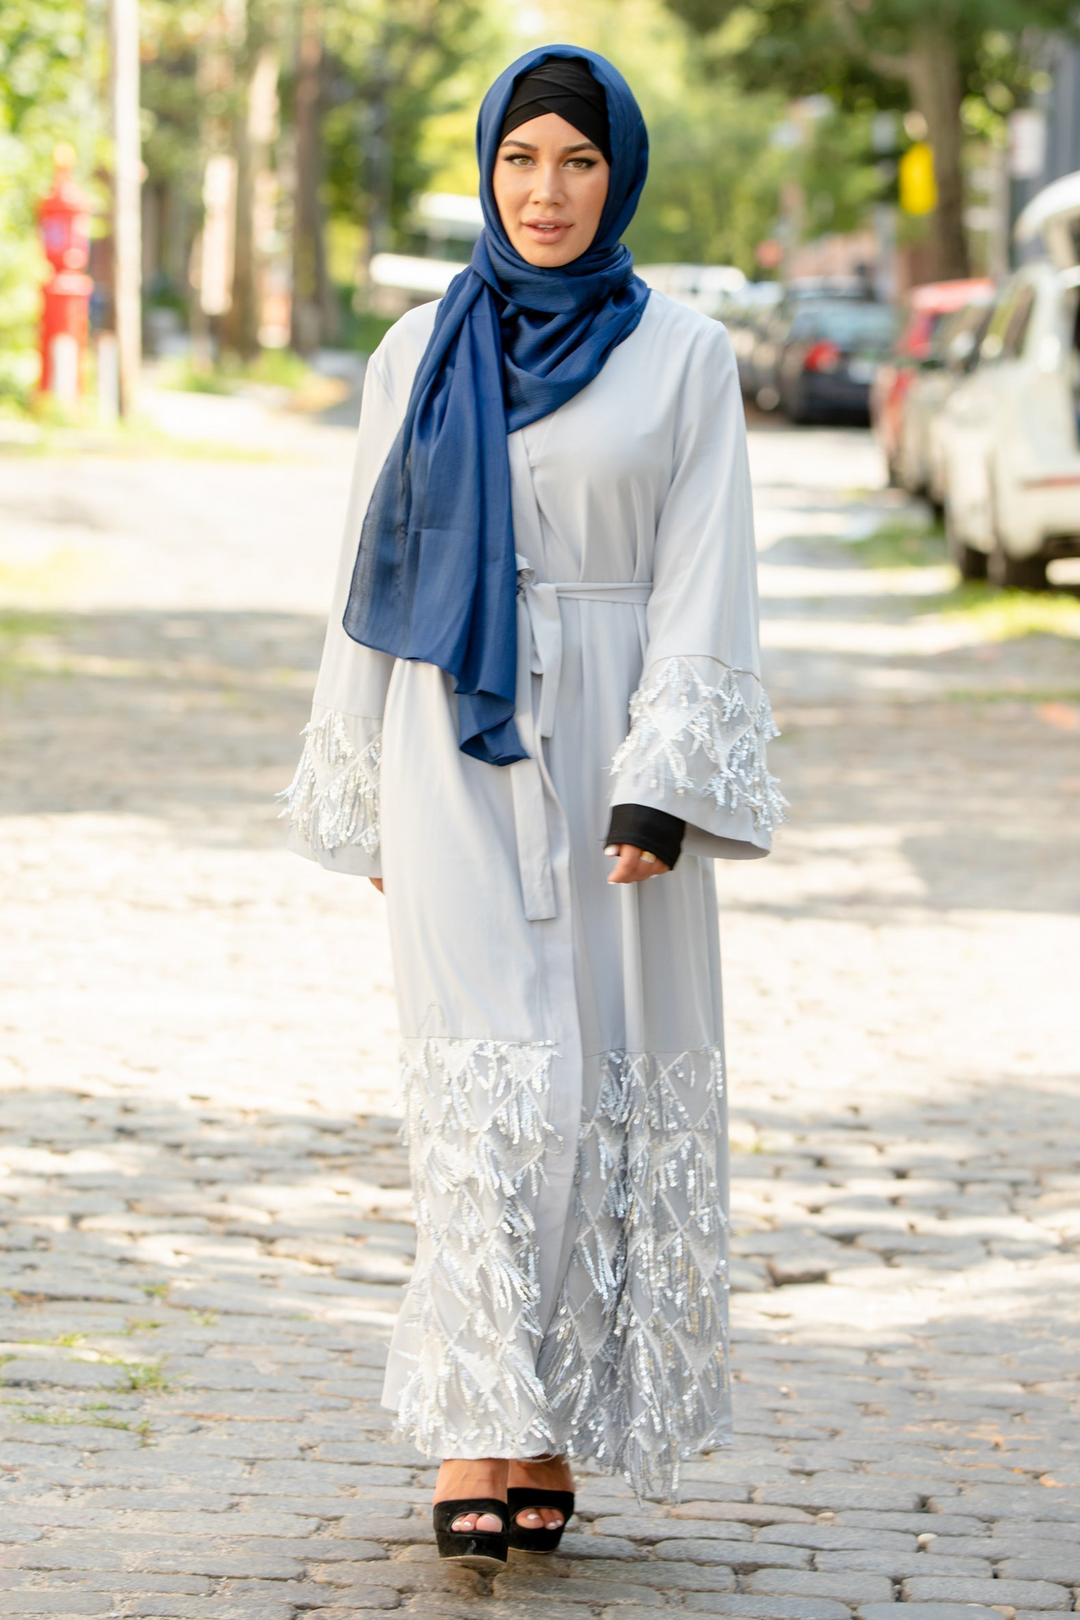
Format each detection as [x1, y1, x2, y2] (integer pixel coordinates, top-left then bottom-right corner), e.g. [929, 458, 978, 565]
[492, 111, 610, 267]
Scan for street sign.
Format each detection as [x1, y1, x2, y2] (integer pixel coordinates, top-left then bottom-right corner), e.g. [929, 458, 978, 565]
[899, 142, 937, 216]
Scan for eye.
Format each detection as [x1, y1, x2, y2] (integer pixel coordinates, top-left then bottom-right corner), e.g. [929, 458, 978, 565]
[502, 153, 534, 166]
[565, 157, 598, 169]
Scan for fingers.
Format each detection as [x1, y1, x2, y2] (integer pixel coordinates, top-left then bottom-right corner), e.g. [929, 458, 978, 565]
[369, 877, 384, 894]
[605, 844, 671, 883]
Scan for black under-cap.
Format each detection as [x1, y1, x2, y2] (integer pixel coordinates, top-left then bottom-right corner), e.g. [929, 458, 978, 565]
[498, 55, 611, 162]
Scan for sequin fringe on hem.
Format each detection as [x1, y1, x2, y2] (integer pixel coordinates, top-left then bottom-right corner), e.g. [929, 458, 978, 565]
[537, 1046, 730, 1500]
[277, 709, 381, 858]
[610, 655, 788, 833]
[391, 1036, 562, 1461]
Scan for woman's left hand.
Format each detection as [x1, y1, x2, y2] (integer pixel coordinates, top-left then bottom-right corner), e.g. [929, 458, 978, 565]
[605, 843, 670, 883]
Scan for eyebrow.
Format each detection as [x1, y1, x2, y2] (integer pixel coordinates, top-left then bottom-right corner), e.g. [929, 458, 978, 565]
[499, 138, 602, 155]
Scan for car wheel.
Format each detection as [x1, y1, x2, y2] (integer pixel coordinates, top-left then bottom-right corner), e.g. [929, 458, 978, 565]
[944, 499, 988, 581]
[987, 543, 1048, 590]
[786, 386, 810, 426]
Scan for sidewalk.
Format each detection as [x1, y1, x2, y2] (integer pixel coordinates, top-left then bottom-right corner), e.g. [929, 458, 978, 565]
[1, 401, 1078, 1619]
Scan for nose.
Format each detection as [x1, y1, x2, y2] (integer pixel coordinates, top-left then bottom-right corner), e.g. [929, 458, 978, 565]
[530, 161, 566, 209]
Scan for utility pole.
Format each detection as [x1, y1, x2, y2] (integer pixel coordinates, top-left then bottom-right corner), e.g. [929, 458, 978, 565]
[108, 0, 141, 416]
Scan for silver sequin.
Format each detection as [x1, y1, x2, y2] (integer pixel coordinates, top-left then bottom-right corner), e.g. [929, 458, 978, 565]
[393, 1036, 560, 1461]
[611, 655, 788, 833]
[277, 709, 381, 857]
[391, 1037, 730, 1500]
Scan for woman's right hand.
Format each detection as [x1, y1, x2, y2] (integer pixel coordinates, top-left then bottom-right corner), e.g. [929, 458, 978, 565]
[605, 844, 670, 883]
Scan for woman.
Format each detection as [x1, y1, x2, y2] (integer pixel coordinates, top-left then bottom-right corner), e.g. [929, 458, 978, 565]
[283, 44, 785, 1570]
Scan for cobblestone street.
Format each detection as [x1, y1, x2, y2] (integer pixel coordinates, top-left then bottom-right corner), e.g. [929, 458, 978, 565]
[1, 403, 1078, 1619]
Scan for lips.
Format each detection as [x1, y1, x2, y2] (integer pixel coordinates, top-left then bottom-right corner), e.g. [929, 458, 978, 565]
[524, 219, 570, 240]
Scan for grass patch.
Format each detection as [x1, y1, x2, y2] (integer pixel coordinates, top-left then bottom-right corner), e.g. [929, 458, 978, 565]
[0, 418, 281, 462]
[17, 1332, 86, 1348]
[170, 348, 312, 395]
[1, 1399, 153, 1439]
[141, 1282, 171, 1300]
[843, 520, 946, 569]
[927, 584, 1080, 641]
[946, 687, 1080, 705]
[121, 1358, 171, 1393]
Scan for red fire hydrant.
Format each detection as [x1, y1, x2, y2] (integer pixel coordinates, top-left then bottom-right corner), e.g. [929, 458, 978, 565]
[38, 145, 93, 400]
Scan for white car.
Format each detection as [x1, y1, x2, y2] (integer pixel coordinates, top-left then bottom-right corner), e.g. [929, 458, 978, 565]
[937, 172, 1080, 587]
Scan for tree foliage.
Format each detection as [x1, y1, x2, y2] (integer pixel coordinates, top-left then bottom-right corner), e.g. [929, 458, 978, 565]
[0, 0, 99, 395]
[320, 0, 507, 249]
[659, 0, 1078, 276]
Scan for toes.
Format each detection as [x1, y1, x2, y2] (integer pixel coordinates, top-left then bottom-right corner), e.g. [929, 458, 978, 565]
[449, 1510, 504, 1534]
[515, 1507, 564, 1530]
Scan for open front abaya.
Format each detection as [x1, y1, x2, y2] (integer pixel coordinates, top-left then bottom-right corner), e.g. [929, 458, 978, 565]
[283, 289, 785, 1496]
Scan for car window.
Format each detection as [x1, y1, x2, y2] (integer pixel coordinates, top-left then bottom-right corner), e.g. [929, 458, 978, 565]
[980, 281, 1034, 361]
[930, 301, 994, 368]
[788, 302, 896, 346]
[956, 305, 994, 371]
[1001, 285, 1035, 358]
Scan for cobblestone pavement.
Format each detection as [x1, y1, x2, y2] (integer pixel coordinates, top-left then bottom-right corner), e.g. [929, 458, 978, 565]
[1, 406, 1078, 1620]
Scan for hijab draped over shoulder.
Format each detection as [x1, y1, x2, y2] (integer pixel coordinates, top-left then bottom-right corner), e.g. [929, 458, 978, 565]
[342, 45, 650, 766]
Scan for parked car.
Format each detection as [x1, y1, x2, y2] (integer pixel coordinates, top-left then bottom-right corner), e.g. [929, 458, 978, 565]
[637, 262, 746, 320]
[937, 170, 1080, 587]
[734, 279, 874, 407]
[899, 296, 995, 507]
[871, 278, 994, 485]
[725, 281, 783, 398]
[752, 296, 897, 424]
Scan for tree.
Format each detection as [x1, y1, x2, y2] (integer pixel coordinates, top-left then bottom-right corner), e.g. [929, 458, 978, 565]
[659, 0, 1077, 279]
[321, 0, 504, 279]
[505, 0, 791, 272]
[0, 0, 96, 399]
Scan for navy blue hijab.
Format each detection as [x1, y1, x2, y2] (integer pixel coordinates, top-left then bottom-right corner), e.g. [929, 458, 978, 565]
[342, 45, 650, 765]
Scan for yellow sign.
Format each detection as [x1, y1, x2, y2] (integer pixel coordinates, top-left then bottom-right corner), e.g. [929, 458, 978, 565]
[899, 141, 937, 215]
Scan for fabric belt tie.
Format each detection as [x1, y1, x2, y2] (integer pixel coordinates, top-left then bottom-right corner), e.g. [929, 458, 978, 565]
[510, 563, 652, 922]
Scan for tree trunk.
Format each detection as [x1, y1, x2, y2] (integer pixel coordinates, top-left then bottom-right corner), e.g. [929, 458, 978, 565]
[107, 0, 141, 415]
[290, 1, 333, 355]
[905, 27, 968, 281]
[224, 43, 278, 358]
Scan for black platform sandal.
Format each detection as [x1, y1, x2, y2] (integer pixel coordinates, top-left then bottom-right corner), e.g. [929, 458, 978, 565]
[507, 1487, 575, 1553]
[433, 1497, 510, 1572]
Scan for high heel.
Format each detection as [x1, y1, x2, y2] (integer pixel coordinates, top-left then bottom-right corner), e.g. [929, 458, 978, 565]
[507, 1486, 575, 1553]
[433, 1497, 510, 1572]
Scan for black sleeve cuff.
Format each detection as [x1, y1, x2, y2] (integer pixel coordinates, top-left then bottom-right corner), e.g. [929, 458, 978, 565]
[605, 803, 686, 870]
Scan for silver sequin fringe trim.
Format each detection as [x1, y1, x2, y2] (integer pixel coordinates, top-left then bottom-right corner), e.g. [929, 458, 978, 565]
[393, 1036, 561, 1462]
[277, 710, 381, 858]
[538, 1045, 731, 1499]
[389, 1036, 730, 1500]
[611, 655, 788, 833]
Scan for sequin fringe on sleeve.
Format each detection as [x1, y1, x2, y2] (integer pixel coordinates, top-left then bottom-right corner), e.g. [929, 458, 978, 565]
[610, 655, 788, 834]
[390, 1036, 563, 1461]
[536, 1045, 731, 1500]
[278, 708, 381, 859]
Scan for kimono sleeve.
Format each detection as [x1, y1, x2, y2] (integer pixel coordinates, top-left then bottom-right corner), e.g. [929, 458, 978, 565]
[279, 352, 399, 878]
[609, 321, 787, 860]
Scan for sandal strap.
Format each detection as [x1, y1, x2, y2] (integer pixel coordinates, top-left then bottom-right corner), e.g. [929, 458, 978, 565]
[433, 1497, 509, 1532]
[507, 1487, 575, 1514]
